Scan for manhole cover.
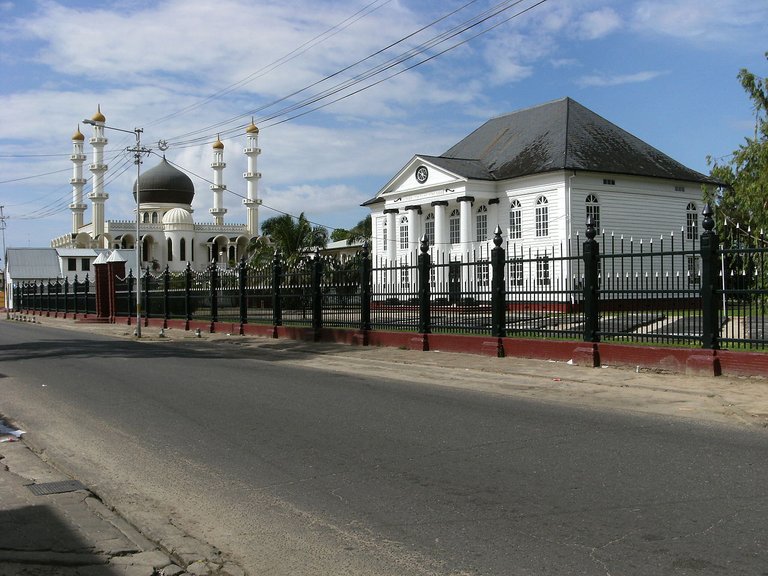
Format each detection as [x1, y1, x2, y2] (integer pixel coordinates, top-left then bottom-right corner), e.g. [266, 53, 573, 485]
[27, 480, 87, 496]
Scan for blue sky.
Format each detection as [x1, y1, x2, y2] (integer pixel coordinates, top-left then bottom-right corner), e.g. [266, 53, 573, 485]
[0, 0, 766, 253]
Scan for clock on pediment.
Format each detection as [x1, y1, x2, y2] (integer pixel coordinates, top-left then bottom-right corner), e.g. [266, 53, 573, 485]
[415, 165, 428, 184]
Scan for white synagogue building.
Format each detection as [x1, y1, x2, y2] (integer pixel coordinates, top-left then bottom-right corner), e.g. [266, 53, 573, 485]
[364, 97, 720, 285]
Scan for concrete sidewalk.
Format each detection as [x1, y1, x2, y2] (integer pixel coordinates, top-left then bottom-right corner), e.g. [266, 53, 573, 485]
[0, 433, 242, 576]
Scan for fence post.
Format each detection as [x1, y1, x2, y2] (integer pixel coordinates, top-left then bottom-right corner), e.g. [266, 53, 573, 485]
[73, 275, 79, 318]
[210, 261, 219, 327]
[238, 256, 248, 328]
[46, 280, 52, 317]
[583, 216, 600, 342]
[127, 270, 134, 325]
[491, 226, 506, 338]
[184, 262, 192, 327]
[700, 204, 720, 349]
[163, 265, 170, 325]
[84, 274, 91, 317]
[273, 250, 283, 327]
[64, 277, 69, 318]
[53, 279, 60, 316]
[143, 267, 150, 326]
[418, 235, 431, 334]
[312, 250, 323, 335]
[360, 242, 372, 332]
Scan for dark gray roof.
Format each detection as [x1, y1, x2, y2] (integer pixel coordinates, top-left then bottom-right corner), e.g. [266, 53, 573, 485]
[438, 97, 717, 184]
[418, 157, 491, 180]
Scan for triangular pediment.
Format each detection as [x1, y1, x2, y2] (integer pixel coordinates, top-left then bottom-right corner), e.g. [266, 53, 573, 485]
[364, 156, 468, 206]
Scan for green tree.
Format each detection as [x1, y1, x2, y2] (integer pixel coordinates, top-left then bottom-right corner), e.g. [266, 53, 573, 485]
[330, 228, 350, 242]
[247, 213, 328, 267]
[344, 215, 372, 246]
[707, 51, 768, 247]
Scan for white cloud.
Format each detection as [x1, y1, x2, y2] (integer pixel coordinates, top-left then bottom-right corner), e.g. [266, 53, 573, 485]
[577, 70, 667, 87]
[575, 7, 622, 40]
[631, 0, 768, 42]
[262, 183, 368, 221]
[550, 58, 580, 69]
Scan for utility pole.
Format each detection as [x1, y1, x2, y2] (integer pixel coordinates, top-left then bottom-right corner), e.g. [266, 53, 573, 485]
[1, 205, 8, 316]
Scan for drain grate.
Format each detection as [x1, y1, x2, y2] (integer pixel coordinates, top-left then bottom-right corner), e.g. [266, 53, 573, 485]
[27, 480, 87, 496]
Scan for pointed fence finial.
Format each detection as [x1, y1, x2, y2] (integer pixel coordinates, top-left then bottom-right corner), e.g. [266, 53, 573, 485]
[493, 225, 503, 247]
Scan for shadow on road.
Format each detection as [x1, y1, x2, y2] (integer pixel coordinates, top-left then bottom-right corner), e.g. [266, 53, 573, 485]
[0, 322, 376, 365]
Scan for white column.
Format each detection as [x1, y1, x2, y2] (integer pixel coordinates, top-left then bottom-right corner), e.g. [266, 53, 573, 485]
[458, 196, 474, 256]
[406, 205, 421, 262]
[70, 126, 87, 234]
[431, 201, 448, 290]
[210, 136, 227, 225]
[385, 209, 398, 263]
[432, 201, 447, 259]
[243, 121, 262, 236]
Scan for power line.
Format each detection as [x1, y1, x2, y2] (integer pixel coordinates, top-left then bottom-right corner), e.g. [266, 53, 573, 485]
[164, 0, 484, 145]
[150, 0, 394, 127]
[166, 0, 540, 148]
[2, 0, 550, 228]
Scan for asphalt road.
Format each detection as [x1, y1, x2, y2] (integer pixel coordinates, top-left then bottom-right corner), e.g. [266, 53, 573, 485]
[1, 320, 767, 575]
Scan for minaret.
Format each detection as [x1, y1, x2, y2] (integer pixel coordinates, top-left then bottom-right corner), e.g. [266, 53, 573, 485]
[69, 125, 87, 234]
[243, 119, 262, 237]
[209, 135, 227, 225]
[87, 105, 109, 248]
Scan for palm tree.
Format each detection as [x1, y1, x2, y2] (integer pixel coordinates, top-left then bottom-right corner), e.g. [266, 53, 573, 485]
[344, 215, 371, 246]
[247, 212, 328, 267]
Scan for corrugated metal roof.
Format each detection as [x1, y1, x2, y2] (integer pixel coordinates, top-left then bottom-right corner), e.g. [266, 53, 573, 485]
[56, 249, 98, 257]
[6, 248, 61, 280]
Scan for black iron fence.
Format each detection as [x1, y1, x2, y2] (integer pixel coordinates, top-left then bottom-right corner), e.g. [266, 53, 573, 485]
[13, 206, 768, 351]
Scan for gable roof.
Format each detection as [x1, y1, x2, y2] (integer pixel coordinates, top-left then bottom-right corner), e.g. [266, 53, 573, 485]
[431, 97, 717, 184]
[6, 248, 61, 280]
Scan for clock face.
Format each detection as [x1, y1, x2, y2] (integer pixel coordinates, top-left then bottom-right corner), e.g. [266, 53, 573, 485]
[415, 166, 428, 184]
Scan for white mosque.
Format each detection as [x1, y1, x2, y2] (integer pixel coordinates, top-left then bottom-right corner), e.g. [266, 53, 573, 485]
[51, 106, 262, 272]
